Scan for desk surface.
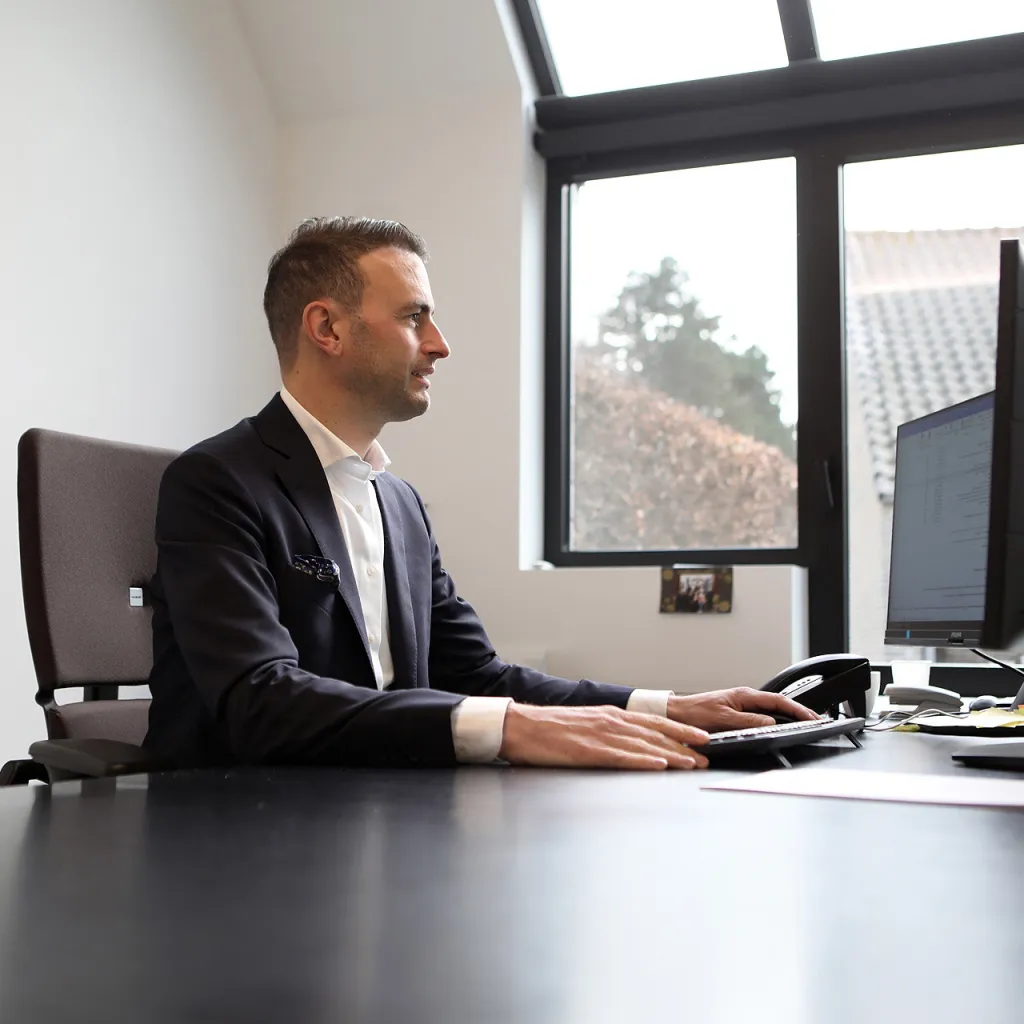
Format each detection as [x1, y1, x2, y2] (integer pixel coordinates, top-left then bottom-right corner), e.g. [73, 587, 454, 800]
[0, 731, 1021, 1024]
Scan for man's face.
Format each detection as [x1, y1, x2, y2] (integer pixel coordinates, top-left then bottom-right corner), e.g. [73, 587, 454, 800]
[340, 247, 450, 423]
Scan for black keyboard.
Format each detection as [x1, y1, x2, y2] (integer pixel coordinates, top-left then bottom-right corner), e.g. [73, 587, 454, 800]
[699, 717, 866, 758]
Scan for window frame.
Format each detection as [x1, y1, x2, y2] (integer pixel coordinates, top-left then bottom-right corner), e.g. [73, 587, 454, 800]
[511, 5, 1024, 659]
[543, 146, 806, 574]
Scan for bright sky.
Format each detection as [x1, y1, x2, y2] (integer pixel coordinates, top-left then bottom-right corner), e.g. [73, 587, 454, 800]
[536, 0, 1024, 94]
[571, 158, 799, 419]
[812, 1, 1024, 61]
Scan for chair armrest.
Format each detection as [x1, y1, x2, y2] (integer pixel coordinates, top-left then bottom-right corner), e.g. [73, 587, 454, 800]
[28, 739, 166, 779]
[0, 759, 49, 785]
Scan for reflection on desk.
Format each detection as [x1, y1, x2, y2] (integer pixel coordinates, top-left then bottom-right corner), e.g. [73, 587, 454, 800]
[0, 730, 1020, 1024]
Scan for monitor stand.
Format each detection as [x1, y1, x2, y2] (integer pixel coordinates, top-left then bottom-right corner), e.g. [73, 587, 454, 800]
[952, 740, 1024, 771]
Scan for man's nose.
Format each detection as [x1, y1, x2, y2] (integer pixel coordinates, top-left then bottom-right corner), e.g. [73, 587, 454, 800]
[426, 322, 451, 359]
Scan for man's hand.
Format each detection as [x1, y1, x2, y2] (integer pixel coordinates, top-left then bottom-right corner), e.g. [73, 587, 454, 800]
[498, 704, 710, 770]
[667, 688, 820, 733]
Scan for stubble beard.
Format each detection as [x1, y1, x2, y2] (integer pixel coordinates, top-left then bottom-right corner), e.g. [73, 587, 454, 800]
[349, 360, 430, 425]
[348, 318, 430, 424]
[388, 375, 430, 422]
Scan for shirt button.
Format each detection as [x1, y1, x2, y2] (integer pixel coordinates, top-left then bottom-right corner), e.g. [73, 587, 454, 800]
[355, 504, 363, 514]
[366, 565, 376, 577]
[368, 633, 377, 645]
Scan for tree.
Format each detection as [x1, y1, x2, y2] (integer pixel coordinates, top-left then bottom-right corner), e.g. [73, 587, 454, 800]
[593, 257, 795, 458]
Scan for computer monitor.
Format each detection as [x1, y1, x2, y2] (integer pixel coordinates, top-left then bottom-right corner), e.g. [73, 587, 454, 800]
[885, 237, 1024, 653]
[982, 237, 1024, 651]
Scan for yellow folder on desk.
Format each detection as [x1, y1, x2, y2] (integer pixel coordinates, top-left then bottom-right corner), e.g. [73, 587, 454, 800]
[901, 708, 1024, 736]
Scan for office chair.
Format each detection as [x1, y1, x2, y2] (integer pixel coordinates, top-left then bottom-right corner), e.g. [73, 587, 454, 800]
[0, 428, 178, 784]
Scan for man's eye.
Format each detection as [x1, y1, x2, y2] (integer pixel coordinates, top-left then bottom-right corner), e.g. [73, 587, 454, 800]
[408, 312, 422, 324]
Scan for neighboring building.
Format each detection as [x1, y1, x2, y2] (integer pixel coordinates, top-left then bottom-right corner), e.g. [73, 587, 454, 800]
[845, 227, 1024, 661]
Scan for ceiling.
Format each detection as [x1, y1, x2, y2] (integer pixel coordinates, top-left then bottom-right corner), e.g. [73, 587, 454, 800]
[231, 0, 519, 121]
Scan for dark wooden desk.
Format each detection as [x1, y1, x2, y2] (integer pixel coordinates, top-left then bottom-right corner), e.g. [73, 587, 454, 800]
[0, 730, 1021, 1024]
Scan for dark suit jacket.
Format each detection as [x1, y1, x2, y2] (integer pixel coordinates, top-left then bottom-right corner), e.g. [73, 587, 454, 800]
[145, 394, 633, 768]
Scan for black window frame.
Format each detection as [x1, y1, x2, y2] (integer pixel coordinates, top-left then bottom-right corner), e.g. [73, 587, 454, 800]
[510, 3, 1024, 666]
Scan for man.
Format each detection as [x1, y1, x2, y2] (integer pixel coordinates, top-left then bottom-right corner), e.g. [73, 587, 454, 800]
[145, 217, 814, 769]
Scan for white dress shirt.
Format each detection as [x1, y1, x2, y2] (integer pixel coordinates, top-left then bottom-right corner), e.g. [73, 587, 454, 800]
[279, 388, 670, 762]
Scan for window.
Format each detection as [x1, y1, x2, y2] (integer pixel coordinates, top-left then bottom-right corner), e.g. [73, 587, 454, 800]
[812, 0, 1024, 62]
[568, 160, 798, 552]
[533, 0, 788, 96]
[515, 0, 1024, 654]
[843, 145, 1024, 664]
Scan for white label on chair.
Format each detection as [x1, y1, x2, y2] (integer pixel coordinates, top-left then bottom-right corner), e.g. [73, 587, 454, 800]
[128, 587, 144, 607]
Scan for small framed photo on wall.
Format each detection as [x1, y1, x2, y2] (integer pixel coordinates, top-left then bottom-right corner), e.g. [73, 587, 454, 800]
[660, 565, 733, 614]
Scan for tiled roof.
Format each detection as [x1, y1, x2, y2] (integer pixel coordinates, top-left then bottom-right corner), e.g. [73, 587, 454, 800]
[845, 228, 1024, 501]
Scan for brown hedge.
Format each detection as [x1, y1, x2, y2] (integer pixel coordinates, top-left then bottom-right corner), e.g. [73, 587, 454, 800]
[571, 358, 798, 551]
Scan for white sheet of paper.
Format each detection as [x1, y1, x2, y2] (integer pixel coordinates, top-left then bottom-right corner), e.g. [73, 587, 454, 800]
[702, 768, 1024, 809]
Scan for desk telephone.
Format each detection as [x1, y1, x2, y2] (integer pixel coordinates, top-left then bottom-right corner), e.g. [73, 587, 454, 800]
[759, 654, 871, 718]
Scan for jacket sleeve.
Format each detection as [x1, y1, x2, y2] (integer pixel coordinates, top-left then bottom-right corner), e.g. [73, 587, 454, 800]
[411, 487, 634, 709]
[154, 450, 464, 767]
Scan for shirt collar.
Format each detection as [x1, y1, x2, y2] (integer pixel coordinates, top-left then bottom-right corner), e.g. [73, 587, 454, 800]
[279, 387, 391, 481]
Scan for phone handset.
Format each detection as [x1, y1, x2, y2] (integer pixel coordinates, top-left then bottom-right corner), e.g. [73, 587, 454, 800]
[760, 654, 871, 717]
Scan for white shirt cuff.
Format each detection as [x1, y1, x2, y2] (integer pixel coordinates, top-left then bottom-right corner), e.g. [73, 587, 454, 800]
[626, 688, 671, 717]
[451, 696, 514, 763]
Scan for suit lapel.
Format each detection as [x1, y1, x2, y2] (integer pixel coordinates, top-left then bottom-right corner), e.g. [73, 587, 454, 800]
[253, 396, 371, 658]
[375, 478, 418, 689]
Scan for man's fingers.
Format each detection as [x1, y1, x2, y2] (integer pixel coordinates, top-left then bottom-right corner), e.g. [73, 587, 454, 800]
[735, 688, 820, 720]
[616, 752, 670, 770]
[727, 712, 777, 730]
[634, 740, 702, 770]
[500, 704, 715, 770]
[682, 704, 775, 733]
[622, 710, 710, 747]
[614, 729, 708, 769]
[603, 747, 671, 770]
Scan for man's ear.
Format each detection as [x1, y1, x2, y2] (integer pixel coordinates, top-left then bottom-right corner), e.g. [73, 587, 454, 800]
[301, 298, 345, 357]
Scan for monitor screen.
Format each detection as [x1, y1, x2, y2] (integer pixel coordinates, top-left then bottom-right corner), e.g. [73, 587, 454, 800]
[886, 393, 995, 646]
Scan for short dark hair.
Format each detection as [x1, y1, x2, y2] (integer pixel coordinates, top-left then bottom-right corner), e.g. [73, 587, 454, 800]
[263, 216, 428, 366]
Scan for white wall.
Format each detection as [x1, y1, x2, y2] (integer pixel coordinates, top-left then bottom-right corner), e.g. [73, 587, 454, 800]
[277, 5, 805, 693]
[847, 371, 889, 662]
[0, 0, 279, 758]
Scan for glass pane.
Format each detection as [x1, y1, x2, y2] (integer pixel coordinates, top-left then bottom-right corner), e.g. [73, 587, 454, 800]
[844, 145, 1024, 664]
[813, 0, 1024, 61]
[535, 0, 788, 97]
[569, 159, 798, 552]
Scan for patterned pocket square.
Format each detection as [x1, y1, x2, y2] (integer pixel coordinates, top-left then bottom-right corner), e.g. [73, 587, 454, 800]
[291, 554, 341, 584]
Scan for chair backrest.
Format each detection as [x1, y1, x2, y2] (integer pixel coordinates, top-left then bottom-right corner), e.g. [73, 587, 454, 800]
[18, 429, 178, 743]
